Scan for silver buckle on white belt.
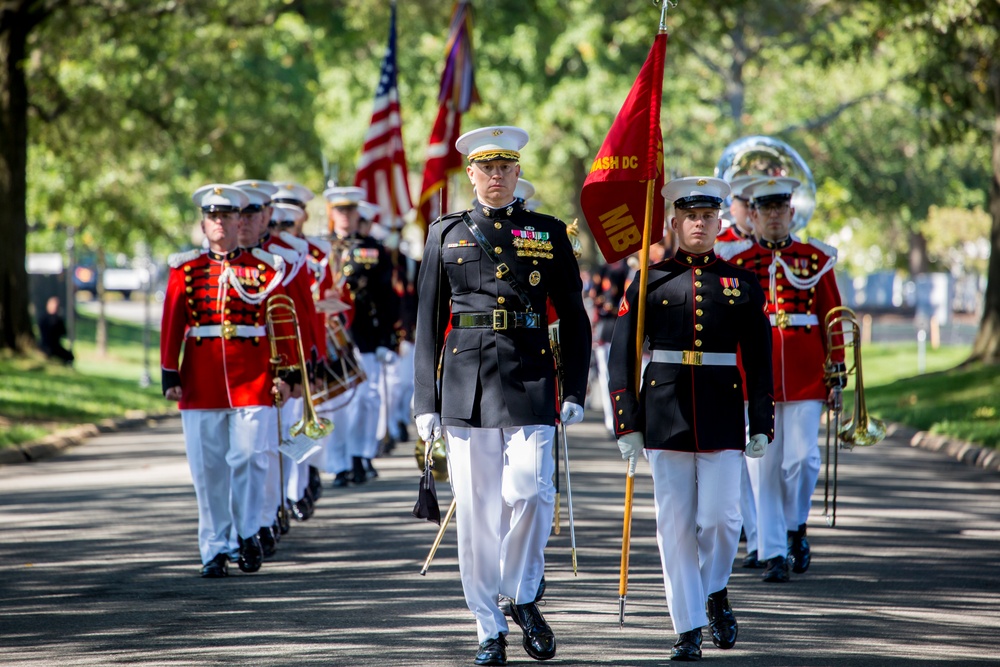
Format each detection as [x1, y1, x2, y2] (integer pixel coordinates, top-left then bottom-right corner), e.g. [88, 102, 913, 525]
[650, 349, 737, 366]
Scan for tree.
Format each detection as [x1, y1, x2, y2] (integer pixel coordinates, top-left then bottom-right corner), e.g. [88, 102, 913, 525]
[858, 1, 1000, 361]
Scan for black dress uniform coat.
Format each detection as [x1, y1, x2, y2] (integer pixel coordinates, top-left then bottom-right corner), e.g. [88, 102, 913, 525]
[608, 248, 774, 451]
[340, 233, 399, 354]
[413, 200, 591, 429]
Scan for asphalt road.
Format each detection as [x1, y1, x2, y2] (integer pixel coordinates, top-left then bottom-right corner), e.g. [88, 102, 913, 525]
[1, 412, 998, 666]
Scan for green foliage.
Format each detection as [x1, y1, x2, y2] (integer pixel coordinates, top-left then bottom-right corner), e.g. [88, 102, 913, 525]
[865, 360, 1000, 449]
[15, 0, 996, 277]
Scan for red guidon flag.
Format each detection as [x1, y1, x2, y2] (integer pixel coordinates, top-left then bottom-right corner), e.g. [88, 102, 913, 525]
[580, 33, 667, 263]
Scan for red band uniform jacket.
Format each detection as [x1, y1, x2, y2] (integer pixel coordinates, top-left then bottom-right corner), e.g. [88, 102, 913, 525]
[723, 237, 844, 402]
[413, 201, 591, 428]
[160, 247, 292, 409]
[608, 248, 774, 451]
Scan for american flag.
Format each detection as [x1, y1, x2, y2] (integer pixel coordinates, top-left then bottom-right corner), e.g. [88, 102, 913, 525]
[415, 1, 478, 235]
[354, 3, 412, 228]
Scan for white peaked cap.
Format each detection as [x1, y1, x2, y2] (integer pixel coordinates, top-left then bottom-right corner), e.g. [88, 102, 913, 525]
[192, 184, 250, 212]
[455, 126, 529, 162]
[661, 176, 731, 209]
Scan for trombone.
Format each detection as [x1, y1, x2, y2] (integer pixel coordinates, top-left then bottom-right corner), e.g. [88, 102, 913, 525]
[265, 294, 333, 440]
[822, 306, 886, 526]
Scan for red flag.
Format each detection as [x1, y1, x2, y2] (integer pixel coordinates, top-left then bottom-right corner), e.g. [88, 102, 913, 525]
[580, 33, 667, 264]
[354, 4, 412, 228]
[415, 1, 478, 235]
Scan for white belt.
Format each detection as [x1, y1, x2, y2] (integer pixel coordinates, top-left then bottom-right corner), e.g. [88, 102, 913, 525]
[187, 325, 267, 339]
[769, 313, 819, 328]
[650, 349, 737, 366]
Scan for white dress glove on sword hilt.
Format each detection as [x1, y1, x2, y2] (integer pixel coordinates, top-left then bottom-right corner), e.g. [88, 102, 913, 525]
[415, 413, 441, 443]
[560, 401, 584, 426]
[746, 433, 768, 459]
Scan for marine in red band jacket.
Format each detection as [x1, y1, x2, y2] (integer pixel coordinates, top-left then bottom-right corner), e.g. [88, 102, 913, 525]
[160, 246, 289, 409]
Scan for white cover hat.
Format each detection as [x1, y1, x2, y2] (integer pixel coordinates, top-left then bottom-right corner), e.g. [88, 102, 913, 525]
[323, 186, 367, 206]
[455, 126, 529, 162]
[192, 184, 250, 212]
[661, 176, 731, 209]
[232, 179, 278, 196]
[273, 202, 306, 224]
[272, 182, 315, 207]
[745, 177, 801, 204]
[514, 178, 536, 201]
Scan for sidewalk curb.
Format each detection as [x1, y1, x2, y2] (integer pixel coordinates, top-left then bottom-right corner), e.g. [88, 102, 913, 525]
[0, 411, 179, 466]
[892, 422, 1000, 473]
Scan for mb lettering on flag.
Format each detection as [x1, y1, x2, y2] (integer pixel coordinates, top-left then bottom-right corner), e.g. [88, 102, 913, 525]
[354, 2, 412, 228]
[580, 33, 667, 264]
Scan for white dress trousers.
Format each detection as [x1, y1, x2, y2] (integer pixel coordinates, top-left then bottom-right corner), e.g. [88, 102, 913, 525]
[377, 340, 415, 442]
[740, 403, 757, 552]
[253, 406, 280, 529]
[647, 448, 743, 635]
[181, 407, 270, 564]
[345, 351, 382, 460]
[281, 397, 311, 502]
[746, 400, 823, 560]
[445, 425, 556, 643]
[594, 342, 614, 433]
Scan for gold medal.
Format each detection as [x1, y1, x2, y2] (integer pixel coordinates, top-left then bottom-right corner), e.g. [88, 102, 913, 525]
[723, 288, 732, 296]
[732, 289, 741, 297]
[529, 271, 541, 286]
[343, 264, 354, 276]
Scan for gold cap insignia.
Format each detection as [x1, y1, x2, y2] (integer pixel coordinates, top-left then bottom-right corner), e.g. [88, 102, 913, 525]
[213, 187, 222, 195]
[493, 129, 503, 136]
[529, 270, 541, 286]
[767, 179, 777, 185]
[696, 179, 707, 186]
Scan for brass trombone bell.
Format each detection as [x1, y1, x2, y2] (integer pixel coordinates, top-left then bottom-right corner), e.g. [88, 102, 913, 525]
[265, 294, 333, 440]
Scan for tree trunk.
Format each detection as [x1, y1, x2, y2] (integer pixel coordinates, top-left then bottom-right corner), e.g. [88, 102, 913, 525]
[970, 108, 1000, 364]
[96, 248, 107, 356]
[0, 11, 35, 352]
[907, 229, 930, 276]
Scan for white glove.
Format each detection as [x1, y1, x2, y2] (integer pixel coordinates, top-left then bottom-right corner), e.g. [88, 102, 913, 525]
[559, 401, 584, 426]
[746, 433, 768, 459]
[375, 346, 397, 365]
[415, 413, 441, 442]
[618, 432, 644, 461]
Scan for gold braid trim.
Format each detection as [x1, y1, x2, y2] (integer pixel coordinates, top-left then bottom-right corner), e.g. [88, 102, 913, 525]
[469, 150, 520, 162]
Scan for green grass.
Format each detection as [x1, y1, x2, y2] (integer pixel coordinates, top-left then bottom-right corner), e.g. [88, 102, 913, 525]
[0, 313, 170, 448]
[842, 342, 1000, 449]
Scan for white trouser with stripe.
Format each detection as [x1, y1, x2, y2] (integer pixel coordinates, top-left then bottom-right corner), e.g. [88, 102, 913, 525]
[377, 340, 415, 441]
[254, 406, 280, 529]
[740, 403, 757, 553]
[181, 407, 270, 564]
[746, 400, 823, 560]
[345, 352, 382, 460]
[446, 425, 556, 643]
[647, 448, 743, 634]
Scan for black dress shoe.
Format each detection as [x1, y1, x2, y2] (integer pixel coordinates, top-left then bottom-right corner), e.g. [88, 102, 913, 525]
[271, 520, 282, 543]
[237, 535, 263, 573]
[500, 576, 548, 616]
[788, 523, 811, 573]
[275, 508, 290, 535]
[350, 456, 368, 485]
[509, 601, 556, 660]
[332, 471, 350, 488]
[258, 526, 277, 559]
[200, 552, 229, 578]
[377, 433, 396, 456]
[474, 634, 508, 666]
[762, 555, 790, 582]
[364, 458, 379, 478]
[742, 550, 765, 568]
[288, 497, 309, 522]
[706, 588, 738, 649]
[308, 466, 323, 501]
[396, 420, 410, 443]
[670, 628, 702, 661]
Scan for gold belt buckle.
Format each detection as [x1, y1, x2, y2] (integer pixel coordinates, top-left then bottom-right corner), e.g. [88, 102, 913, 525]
[495, 263, 510, 280]
[682, 350, 703, 366]
[221, 322, 237, 340]
[492, 309, 508, 330]
[776, 310, 790, 329]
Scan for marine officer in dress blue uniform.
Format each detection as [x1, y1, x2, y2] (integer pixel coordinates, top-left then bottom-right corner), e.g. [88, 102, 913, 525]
[610, 177, 774, 661]
[413, 126, 591, 667]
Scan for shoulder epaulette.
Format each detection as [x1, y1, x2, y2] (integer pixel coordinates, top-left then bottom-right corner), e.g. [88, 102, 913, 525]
[168, 248, 203, 269]
[267, 244, 299, 267]
[278, 231, 309, 254]
[808, 237, 838, 262]
[307, 236, 331, 255]
[251, 247, 284, 271]
[715, 239, 754, 261]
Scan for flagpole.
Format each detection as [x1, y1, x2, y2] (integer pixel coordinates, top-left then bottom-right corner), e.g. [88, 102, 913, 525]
[619, 4, 671, 629]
